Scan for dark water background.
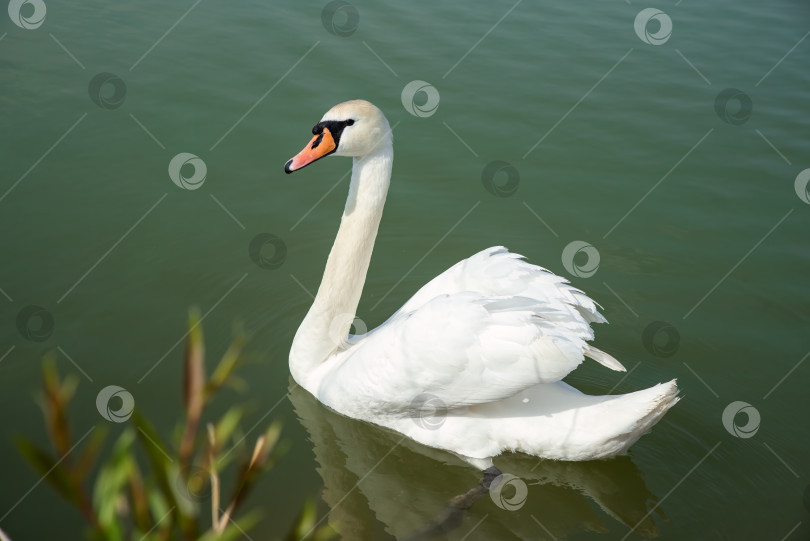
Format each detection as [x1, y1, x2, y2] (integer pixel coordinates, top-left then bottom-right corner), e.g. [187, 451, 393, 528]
[1, 0, 809, 539]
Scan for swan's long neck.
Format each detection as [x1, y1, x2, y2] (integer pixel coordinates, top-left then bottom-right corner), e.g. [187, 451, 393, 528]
[290, 143, 393, 384]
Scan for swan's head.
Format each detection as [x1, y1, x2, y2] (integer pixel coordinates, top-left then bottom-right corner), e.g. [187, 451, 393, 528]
[284, 99, 391, 174]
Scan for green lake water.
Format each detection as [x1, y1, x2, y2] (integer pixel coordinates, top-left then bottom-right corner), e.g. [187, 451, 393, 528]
[2, 0, 809, 539]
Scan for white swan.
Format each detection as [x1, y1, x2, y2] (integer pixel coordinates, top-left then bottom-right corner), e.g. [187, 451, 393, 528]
[285, 100, 678, 467]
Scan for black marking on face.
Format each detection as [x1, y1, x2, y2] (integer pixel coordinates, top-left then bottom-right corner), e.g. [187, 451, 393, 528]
[311, 118, 356, 151]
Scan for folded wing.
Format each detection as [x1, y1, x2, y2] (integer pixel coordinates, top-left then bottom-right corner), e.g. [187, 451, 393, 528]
[316, 247, 624, 414]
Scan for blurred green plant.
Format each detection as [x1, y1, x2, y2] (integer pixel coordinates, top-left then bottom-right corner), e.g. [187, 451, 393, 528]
[14, 309, 334, 541]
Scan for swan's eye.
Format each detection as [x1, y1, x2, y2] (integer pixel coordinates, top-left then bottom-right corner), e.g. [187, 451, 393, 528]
[346, 119, 355, 126]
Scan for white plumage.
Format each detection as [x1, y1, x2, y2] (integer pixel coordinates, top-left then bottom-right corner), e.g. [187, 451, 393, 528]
[285, 100, 678, 467]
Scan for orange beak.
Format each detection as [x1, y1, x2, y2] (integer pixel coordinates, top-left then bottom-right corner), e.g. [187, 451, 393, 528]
[284, 127, 337, 174]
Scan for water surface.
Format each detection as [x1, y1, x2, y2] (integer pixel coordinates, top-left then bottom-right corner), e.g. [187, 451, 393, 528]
[1, 0, 809, 539]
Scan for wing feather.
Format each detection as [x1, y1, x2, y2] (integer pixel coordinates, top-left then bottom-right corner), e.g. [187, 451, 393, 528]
[316, 247, 621, 416]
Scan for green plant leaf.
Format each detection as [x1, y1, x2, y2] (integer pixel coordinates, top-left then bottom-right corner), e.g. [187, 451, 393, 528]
[17, 319, 321, 541]
[212, 408, 243, 456]
[128, 461, 151, 533]
[205, 333, 245, 399]
[75, 424, 108, 479]
[40, 357, 77, 457]
[135, 415, 199, 539]
[225, 421, 284, 518]
[133, 411, 178, 512]
[145, 480, 172, 534]
[93, 428, 135, 535]
[14, 436, 78, 506]
[183, 308, 206, 416]
[180, 308, 206, 472]
[260, 421, 283, 463]
[284, 499, 336, 541]
[198, 509, 261, 541]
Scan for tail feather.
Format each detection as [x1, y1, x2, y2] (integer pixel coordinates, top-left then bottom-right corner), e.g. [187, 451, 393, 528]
[612, 379, 680, 455]
[477, 378, 681, 460]
[584, 345, 626, 372]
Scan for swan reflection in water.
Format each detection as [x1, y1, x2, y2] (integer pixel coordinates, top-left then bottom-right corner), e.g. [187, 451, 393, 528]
[289, 381, 665, 540]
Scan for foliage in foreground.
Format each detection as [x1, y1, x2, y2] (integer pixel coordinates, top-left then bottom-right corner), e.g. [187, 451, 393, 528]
[14, 310, 334, 541]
